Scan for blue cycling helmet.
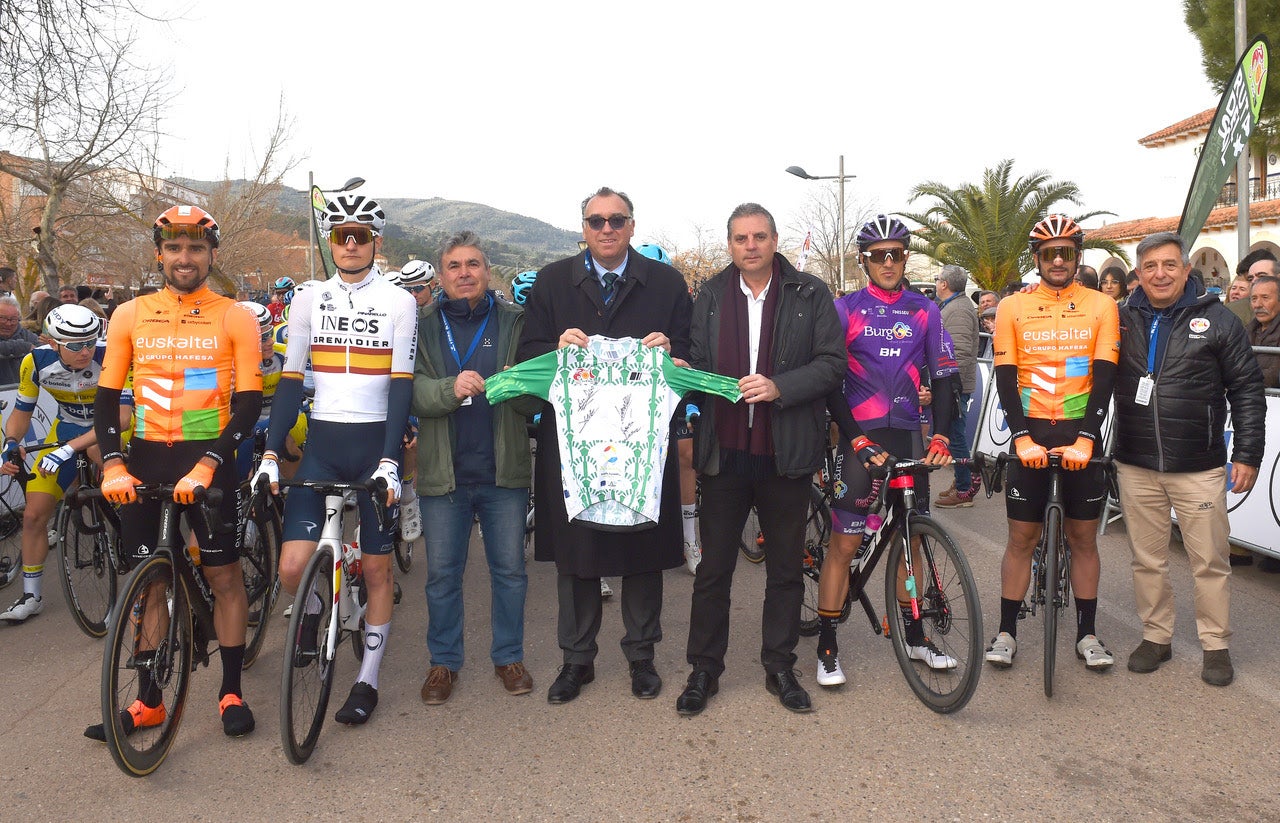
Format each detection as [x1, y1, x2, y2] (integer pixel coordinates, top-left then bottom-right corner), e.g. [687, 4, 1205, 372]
[636, 243, 672, 265]
[512, 270, 538, 306]
[856, 214, 911, 253]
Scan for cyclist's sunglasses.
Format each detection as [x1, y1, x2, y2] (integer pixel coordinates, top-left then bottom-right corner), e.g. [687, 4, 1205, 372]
[584, 215, 631, 231]
[1037, 245, 1077, 263]
[861, 248, 905, 265]
[59, 340, 96, 352]
[158, 225, 214, 242]
[406, 284, 431, 294]
[329, 226, 377, 245]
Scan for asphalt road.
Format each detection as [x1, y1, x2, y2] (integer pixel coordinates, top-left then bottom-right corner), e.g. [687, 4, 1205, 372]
[3, 491, 1279, 822]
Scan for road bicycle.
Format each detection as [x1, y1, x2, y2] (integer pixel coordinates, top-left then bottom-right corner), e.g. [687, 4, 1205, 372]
[0, 471, 27, 591]
[3, 441, 125, 639]
[97, 484, 238, 777]
[56, 447, 124, 638]
[977, 452, 1112, 698]
[279, 478, 388, 765]
[798, 457, 983, 714]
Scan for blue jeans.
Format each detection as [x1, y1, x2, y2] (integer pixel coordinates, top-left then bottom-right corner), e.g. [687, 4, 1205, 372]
[950, 392, 972, 490]
[421, 484, 528, 670]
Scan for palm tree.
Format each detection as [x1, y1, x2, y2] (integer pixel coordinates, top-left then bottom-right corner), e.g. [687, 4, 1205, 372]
[901, 159, 1127, 291]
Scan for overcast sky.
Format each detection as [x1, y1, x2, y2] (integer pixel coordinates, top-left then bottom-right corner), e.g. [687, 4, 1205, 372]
[146, 0, 1218, 250]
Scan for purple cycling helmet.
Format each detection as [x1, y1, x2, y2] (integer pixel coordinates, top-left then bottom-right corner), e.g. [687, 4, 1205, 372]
[856, 214, 911, 252]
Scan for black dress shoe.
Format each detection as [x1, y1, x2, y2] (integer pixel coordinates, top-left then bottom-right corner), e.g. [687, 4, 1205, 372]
[629, 660, 662, 699]
[675, 670, 719, 716]
[547, 663, 594, 704]
[765, 669, 813, 714]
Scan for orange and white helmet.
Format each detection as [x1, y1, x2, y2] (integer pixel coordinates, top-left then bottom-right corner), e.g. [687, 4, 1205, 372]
[153, 205, 221, 247]
[1028, 214, 1083, 254]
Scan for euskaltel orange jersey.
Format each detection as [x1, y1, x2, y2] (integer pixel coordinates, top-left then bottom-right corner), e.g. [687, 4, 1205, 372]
[100, 285, 263, 443]
[992, 281, 1120, 422]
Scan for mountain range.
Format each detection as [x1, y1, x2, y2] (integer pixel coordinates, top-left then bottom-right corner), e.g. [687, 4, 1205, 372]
[176, 178, 584, 269]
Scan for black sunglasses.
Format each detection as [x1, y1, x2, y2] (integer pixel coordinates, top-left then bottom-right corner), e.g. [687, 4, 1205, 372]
[584, 215, 631, 231]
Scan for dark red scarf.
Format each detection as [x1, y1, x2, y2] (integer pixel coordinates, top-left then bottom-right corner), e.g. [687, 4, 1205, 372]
[714, 261, 780, 477]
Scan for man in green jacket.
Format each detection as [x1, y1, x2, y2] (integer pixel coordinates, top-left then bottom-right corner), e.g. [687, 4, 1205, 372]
[412, 231, 534, 706]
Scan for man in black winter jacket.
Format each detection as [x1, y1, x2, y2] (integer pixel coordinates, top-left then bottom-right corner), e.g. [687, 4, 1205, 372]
[1114, 231, 1265, 688]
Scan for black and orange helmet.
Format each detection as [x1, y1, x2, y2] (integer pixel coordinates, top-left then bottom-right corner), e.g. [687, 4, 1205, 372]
[1028, 214, 1083, 255]
[153, 205, 221, 248]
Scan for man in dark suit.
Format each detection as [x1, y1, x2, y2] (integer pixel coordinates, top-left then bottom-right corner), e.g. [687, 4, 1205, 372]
[676, 203, 843, 716]
[517, 186, 692, 704]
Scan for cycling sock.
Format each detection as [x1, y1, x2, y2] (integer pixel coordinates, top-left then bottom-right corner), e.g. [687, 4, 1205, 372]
[22, 564, 42, 598]
[355, 621, 389, 690]
[999, 597, 1021, 637]
[1075, 598, 1098, 642]
[136, 651, 162, 708]
[901, 604, 926, 646]
[681, 505, 697, 544]
[400, 477, 416, 504]
[817, 612, 841, 655]
[219, 644, 246, 699]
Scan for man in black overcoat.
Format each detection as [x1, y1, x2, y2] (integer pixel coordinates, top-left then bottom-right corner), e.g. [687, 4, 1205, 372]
[517, 186, 692, 704]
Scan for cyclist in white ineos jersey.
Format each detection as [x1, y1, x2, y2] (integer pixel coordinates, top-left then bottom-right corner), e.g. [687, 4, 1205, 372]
[256, 194, 417, 726]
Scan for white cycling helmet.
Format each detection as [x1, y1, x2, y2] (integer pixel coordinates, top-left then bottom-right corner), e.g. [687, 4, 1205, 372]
[321, 194, 386, 233]
[236, 300, 273, 333]
[44, 304, 103, 343]
[399, 259, 436, 286]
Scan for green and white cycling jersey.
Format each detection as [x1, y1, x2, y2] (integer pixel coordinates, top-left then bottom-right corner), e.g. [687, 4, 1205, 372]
[486, 335, 741, 530]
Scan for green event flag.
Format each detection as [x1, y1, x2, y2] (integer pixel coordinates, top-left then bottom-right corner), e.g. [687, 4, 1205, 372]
[311, 185, 335, 278]
[1178, 34, 1269, 247]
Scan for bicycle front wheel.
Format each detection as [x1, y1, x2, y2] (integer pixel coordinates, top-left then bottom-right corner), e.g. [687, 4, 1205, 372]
[0, 507, 22, 591]
[101, 555, 193, 777]
[884, 515, 983, 714]
[1043, 507, 1063, 698]
[280, 544, 336, 765]
[58, 499, 120, 638]
[241, 505, 281, 669]
[799, 486, 836, 636]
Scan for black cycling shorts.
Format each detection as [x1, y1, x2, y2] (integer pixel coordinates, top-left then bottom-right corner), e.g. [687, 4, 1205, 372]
[282, 419, 399, 554]
[121, 439, 241, 567]
[831, 427, 927, 535]
[1004, 418, 1106, 523]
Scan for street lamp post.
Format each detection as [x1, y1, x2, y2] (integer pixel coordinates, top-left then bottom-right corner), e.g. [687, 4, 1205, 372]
[307, 173, 366, 280]
[785, 155, 854, 292]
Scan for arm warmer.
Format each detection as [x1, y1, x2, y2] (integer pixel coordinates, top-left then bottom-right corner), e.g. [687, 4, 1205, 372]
[994, 363, 1029, 441]
[1079, 360, 1116, 443]
[929, 373, 957, 438]
[94, 386, 125, 458]
[825, 387, 866, 443]
[265, 376, 305, 456]
[213, 390, 262, 461]
[381, 378, 413, 462]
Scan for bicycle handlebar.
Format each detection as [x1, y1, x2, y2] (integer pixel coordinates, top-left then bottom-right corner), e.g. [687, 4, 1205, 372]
[276, 477, 391, 533]
[976, 452, 1113, 497]
[70, 484, 224, 507]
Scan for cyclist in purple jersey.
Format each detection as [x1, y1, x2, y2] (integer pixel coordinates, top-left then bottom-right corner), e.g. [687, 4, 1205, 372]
[815, 215, 958, 688]
[834, 287, 959, 431]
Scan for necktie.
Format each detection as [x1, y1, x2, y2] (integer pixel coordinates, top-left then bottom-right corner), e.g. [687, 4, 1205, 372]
[602, 271, 620, 304]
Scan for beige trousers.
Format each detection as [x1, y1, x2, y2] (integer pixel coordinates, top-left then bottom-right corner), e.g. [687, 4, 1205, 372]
[1115, 462, 1231, 650]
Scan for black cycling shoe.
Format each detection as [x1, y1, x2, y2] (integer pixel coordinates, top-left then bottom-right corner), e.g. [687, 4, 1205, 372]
[334, 682, 378, 725]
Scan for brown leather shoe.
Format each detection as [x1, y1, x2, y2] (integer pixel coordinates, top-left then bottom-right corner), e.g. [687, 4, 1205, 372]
[495, 662, 534, 695]
[420, 665, 459, 705]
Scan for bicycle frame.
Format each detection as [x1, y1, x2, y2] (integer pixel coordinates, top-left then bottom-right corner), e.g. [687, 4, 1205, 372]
[842, 459, 934, 633]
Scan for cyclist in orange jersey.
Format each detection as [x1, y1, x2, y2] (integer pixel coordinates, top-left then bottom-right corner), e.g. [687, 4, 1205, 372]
[87, 205, 264, 741]
[985, 215, 1120, 672]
